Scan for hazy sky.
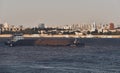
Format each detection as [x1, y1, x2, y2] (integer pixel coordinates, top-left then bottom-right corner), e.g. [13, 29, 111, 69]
[0, 0, 120, 27]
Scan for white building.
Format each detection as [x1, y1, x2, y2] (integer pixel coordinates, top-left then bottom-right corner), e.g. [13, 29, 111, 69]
[90, 22, 96, 32]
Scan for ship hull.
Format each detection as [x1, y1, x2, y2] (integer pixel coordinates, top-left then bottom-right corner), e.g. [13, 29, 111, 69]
[5, 37, 84, 47]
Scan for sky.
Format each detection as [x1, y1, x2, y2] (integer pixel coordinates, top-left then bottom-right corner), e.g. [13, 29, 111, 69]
[0, 0, 120, 27]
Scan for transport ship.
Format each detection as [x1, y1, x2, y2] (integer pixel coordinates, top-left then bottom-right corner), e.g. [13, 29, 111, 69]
[5, 34, 84, 47]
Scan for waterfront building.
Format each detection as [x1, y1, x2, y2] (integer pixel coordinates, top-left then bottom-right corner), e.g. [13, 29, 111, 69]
[18, 25, 24, 31]
[116, 28, 120, 32]
[1, 22, 24, 32]
[102, 29, 108, 33]
[109, 23, 114, 30]
[10, 25, 19, 32]
[90, 22, 96, 32]
[109, 29, 116, 32]
[0, 24, 3, 34]
[38, 23, 45, 29]
[2, 22, 10, 31]
[63, 25, 70, 30]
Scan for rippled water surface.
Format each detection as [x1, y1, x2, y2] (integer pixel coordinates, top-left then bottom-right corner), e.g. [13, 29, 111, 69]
[0, 38, 120, 73]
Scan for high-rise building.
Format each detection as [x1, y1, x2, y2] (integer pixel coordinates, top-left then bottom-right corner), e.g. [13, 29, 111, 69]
[91, 22, 96, 32]
[109, 23, 114, 30]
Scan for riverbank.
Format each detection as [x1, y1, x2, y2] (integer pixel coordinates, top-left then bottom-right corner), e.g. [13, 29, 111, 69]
[0, 34, 120, 38]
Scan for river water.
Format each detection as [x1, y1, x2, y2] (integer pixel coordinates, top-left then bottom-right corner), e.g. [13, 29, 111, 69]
[0, 38, 120, 73]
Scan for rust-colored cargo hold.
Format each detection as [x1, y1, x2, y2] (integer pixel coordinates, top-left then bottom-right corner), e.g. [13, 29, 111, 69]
[35, 38, 75, 46]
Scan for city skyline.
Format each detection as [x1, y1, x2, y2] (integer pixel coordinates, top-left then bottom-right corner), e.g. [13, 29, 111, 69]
[0, 0, 120, 27]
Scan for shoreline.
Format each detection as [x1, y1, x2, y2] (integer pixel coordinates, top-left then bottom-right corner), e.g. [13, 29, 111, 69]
[0, 34, 120, 38]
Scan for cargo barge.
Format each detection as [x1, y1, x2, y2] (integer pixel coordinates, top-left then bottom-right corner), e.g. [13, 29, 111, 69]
[5, 34, 84, 47]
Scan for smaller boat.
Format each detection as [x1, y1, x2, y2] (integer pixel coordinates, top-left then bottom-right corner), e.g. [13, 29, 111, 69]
[5, 34, 85, 47]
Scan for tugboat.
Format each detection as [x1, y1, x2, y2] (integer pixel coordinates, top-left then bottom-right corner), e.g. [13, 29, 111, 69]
[5, 34, 84, 47]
